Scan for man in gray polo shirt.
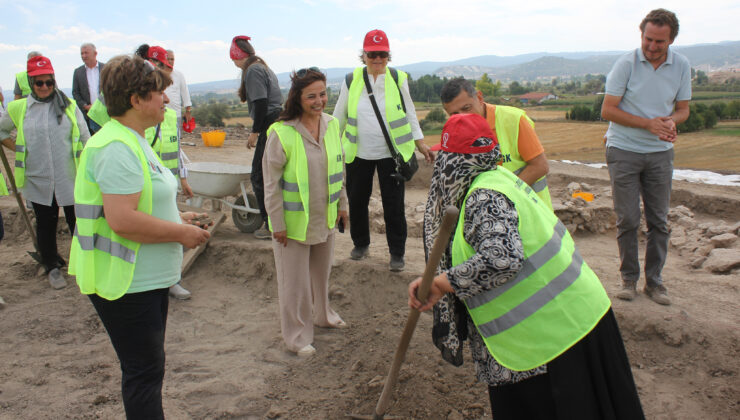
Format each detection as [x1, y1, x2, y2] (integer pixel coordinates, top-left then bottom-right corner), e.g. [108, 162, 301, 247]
[602, 8, 691, 306]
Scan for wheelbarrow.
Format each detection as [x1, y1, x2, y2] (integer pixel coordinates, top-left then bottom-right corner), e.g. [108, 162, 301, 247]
[184, 161, 263, 233]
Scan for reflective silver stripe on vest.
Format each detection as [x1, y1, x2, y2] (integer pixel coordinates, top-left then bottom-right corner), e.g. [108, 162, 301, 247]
[170, 167, 178, 176]
[389, 116, 409, 129]
[345, 132, 357, 144]
[329, 190, 341, 204]
[283, 201, 304, 211]
[465, 221, 568, 310]
[15, 160, 24, 168]
[347, 117, 357, 127]
[160, 151, 179, 161]
[75, 203, 104, 220]
[15, 144, 25, 153]
[531, 176, 548, 193]
[281, 178, 300, 193]
[74, 229, 137, 264]
[329, 172, 343, 184]
[476, 251, 584, 337]
[513, 168, 524, 175]
[394, 132, 413, 145]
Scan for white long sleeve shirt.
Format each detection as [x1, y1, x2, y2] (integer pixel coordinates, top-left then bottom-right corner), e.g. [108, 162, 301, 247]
[164, 69, 192, 119]
[333, 71, 423, 160]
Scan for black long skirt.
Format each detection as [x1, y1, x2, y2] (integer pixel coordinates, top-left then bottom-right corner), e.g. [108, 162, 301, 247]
[488, 308, 644, 420]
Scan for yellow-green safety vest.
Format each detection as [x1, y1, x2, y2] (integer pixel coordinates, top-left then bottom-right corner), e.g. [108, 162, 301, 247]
[266, 118, 344, 242]
[87, 98, 110, 127]
[69, 119, 154, 301]
[341, 66, 415, 164]
[147, 108, 180, 176]
[16, 71, 31, 97]
[6, 98, 83, 188]
[0, 171, 8, 196]
[493, 105, 553, 210]
[451, 167, 610, 371]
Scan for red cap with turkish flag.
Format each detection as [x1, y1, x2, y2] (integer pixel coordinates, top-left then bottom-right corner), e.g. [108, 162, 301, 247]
[431, 114, 498, 154]
[147, 46, 172, 68]
[363, 29, 390, 52]
[27, 56, 55, 76]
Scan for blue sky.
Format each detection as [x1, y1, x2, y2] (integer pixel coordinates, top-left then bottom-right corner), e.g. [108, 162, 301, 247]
[1, 0, 738, 93]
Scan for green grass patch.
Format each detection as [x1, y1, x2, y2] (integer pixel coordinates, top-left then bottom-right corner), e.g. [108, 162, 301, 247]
[708, 126, 740, 136]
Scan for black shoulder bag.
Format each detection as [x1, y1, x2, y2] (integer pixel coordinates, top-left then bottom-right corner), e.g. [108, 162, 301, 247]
[362, 67, 418, 182]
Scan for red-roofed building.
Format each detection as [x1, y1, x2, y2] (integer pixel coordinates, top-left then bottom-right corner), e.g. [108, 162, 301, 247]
[517, 92, 558, 104]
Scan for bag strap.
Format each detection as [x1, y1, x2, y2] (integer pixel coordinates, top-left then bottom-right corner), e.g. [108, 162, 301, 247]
[349, 67, 406, 113]
[151, 123, 161, 148]
[362, 67, 401, 161]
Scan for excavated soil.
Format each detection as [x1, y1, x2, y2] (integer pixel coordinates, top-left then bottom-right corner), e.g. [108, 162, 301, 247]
[0, 131, 738, 420]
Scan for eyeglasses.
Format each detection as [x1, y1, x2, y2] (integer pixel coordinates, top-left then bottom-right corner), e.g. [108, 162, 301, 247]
[365, 51, 389, 59]
[296, 67, 320, 78]
[34, 80, 55, 87]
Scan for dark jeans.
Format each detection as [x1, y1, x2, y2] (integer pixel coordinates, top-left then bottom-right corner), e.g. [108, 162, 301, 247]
[89, 288, 169, 420]
[346, 157, 406, 257]
[31, 197, 75, 272]
[251, 111, 280, 224]
[606, 147, 673, 287]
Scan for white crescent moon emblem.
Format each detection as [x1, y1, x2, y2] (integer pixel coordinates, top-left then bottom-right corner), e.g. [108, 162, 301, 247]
[37, 61, 46, 67]
[373, 35, 382, 43]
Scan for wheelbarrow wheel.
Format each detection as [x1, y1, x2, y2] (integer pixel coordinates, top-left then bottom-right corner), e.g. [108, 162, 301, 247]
[232, 193, 263, 233]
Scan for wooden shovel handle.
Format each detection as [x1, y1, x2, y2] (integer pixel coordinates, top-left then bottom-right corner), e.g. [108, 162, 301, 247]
[373, 206, 459, 419]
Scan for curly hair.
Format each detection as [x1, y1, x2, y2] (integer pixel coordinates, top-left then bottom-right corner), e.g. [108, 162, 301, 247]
[640, 8, 679, 40]
[277, 69, 326, 122]
[101, 55, 172, 117]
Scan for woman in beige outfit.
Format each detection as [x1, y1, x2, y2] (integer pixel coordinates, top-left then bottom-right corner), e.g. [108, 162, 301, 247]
[263, 68, 348, 357]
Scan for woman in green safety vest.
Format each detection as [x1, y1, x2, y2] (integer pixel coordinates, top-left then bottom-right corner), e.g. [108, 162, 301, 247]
[408, 114, 644, 419]
[333, 29, 433, 272]
[0, 55, 90, 290]
[69, 55, 210, 420]
[263, 68, 349, 357]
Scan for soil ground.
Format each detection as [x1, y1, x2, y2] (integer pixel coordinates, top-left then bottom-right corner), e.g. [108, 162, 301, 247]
[0, 126, 738, 420]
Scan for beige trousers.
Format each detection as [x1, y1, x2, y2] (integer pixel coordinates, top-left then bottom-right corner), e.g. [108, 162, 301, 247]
[272, 233, 343, 352]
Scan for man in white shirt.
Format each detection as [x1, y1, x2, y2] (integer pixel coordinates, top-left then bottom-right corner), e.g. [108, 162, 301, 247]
[72, 43, 104, 134]
[164, 49, 192, 128]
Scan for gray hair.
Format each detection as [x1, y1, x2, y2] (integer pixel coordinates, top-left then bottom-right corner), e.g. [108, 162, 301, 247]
[440, 77, 477, 104]
[81, 43, 96, 51]
[166, 49, 174, 55]
[27, 51, 42, 59]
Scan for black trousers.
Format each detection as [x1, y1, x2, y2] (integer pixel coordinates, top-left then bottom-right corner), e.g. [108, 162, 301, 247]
[89, 288, 169, 420]
[251, 111, 280, 224]
[31, 197, 75, 272]
[346, 157, 406, 257]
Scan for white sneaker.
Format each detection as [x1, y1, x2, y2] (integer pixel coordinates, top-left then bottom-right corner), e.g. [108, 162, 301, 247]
[254, 226, 271, 240]
[48, 268, 67, 290]
[169, 283, 191, 300]
[296, 344, 316, 357]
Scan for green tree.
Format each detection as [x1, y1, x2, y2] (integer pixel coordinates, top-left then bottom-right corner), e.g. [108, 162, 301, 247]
[476, 73, 501, 97]
[192, 102, 230, 127]
[508, 81, 527, 95]
[695, 70, 709, 85]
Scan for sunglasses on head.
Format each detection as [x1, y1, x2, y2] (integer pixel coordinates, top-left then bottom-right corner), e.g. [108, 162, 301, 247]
[34, 80, 55, 87]
[296, 67, 320, 78]
[365, 51, 389, 59]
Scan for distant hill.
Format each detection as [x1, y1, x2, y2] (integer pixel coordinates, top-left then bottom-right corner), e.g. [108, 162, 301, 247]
[188, 41, 740, 95]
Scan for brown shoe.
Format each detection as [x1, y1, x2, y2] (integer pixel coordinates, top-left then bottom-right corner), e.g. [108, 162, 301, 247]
[644, 284, 671, 306]
[616, 282, 637, 301]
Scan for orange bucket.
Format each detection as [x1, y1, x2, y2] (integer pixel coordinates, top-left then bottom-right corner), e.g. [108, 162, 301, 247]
[572, 191, 594, 202]
[201, 130, 226, 147]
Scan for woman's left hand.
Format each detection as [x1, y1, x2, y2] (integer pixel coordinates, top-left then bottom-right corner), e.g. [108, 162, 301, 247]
[336, 210, 349, 231]
[415, 140, 434, 163]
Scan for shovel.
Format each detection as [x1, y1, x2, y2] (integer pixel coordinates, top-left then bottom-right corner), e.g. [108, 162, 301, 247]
[348, 206, 459, 420]
[0, 145, 45, 264]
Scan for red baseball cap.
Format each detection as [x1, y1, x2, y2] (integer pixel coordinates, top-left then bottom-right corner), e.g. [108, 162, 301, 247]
[27, 55, 55, 76]
[147, 46, 172, 68]
[431, 114, 497, 154]
[363, 29, 390, 52]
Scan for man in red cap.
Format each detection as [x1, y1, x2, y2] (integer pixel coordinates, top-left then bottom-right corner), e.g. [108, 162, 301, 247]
[439, 78, 552, 209]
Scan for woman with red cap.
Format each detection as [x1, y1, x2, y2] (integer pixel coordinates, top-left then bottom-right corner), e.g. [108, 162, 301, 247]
[333, 29, 433, 272]
[230, 35, 284, 240]
[0, 55, 90, 289]
[409, 113, 643, 419]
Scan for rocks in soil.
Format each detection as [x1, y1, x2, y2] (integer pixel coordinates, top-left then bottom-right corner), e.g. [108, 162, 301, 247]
[703, 249, 740, 273]
[666, 210, 740, 273]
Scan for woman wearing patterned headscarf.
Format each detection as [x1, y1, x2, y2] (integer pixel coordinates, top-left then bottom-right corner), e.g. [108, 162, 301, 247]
[408, 114, 643, 419]
[0, 55, 90, 289]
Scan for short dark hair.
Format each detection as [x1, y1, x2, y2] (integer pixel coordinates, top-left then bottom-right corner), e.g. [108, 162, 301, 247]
[440, 77, 476, 104]
[101, 55, 172, 117]
[640, 8, 679, 40]
[278, 69, 327, 122]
